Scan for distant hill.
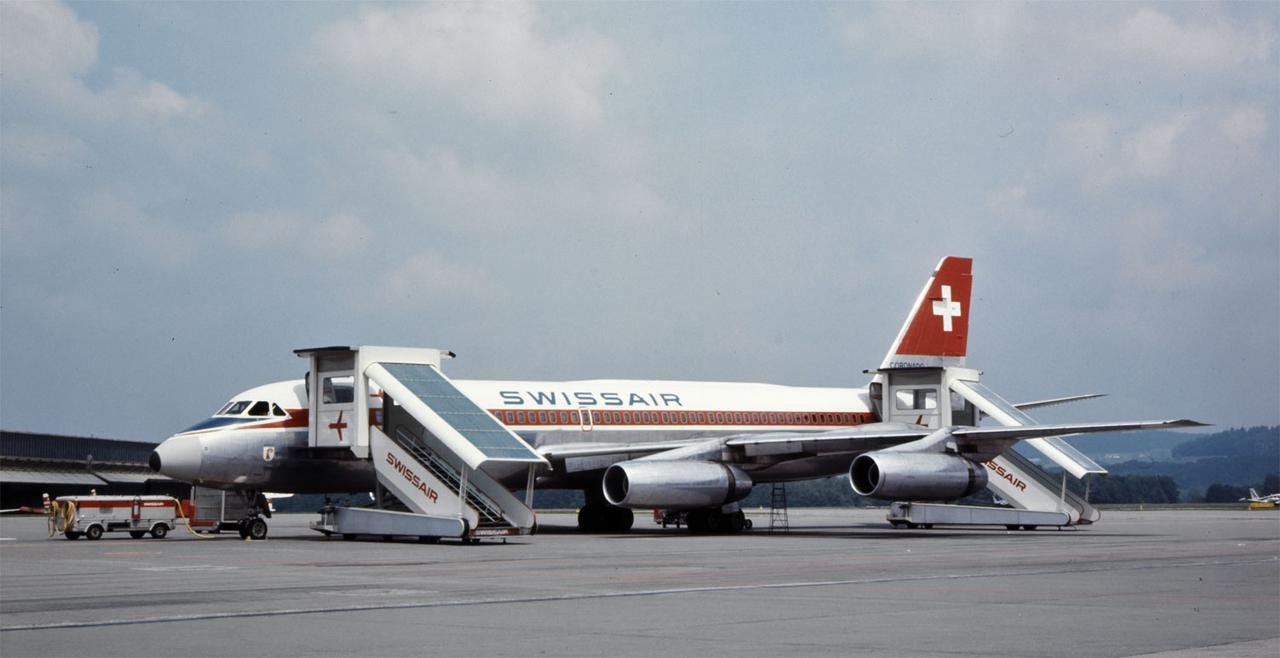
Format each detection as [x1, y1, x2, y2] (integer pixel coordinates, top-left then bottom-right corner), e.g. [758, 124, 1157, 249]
[1061, 429, 1203, 463]
[1171, 426, 1279, 461]
[1074, 425, 1278, 499]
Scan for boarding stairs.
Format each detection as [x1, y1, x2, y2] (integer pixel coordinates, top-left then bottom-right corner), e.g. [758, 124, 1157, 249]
[301, 346, 546, 541]
[874, 366, 1103, 526]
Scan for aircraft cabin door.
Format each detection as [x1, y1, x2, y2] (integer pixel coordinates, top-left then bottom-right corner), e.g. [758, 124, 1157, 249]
[880, 368, 945, 429]
[315, 372, 355, 448]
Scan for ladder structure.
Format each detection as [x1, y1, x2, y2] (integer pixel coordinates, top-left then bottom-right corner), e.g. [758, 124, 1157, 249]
[299, 346, 547, 542]
[769, 482, 789, 533]
[873, 366, 1104, 526]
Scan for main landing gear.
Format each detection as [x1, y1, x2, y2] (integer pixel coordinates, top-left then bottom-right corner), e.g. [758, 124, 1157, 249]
[685, 509, 751, 534]
[577, 504, 634, 532]
[577, 489, 634, 532]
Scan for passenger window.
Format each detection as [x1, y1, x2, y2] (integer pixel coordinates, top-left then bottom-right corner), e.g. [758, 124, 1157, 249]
[248, 401, 270, 417]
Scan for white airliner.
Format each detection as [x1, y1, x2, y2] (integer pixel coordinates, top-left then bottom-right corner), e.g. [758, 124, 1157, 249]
[1240, 488, 1280, 504]
[151, 256, 1202, 535]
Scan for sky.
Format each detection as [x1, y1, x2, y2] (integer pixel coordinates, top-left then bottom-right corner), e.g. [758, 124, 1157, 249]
[2, 1, 1277, 442]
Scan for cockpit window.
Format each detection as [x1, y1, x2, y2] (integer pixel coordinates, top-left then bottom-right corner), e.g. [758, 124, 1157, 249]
[271, 403, 288, 417]
[248, 401, 271, 417]
[220, 400, 252, 415]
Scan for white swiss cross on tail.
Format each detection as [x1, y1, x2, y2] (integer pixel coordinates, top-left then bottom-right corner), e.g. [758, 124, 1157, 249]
[932, 285, 962, 332]
[880, 256, 973, 368]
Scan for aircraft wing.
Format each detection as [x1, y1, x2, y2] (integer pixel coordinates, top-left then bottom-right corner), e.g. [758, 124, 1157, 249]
[540, 418, 1204, 465]
[726, 418, 1205, 459]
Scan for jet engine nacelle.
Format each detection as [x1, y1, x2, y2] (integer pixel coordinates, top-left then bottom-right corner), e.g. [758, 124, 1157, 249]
[603, 460, 753, 510]
[849, 452, 987, 501]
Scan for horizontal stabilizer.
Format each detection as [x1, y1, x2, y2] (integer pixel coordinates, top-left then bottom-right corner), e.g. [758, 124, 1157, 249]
[1014, 394, 1106, 411]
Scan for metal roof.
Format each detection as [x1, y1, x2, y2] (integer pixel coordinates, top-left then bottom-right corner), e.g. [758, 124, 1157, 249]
[0, 465, 107, 486]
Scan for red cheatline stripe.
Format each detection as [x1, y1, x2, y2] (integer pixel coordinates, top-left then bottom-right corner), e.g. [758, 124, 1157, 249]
[486, 408, 877, 428]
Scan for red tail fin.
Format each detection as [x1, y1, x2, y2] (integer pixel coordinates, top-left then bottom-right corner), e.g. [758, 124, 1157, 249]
[879, 256, 973, 369]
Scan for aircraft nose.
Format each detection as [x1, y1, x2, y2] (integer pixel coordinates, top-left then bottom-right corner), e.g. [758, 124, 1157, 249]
[151, 434, 203, 482]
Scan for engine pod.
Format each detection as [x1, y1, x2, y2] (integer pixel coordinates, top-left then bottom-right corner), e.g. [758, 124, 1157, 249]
[849, 452, 987, 501]
[603, 460, 753, 510]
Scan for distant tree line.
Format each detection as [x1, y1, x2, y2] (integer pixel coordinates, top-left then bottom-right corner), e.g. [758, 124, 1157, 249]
[1201, 473, 1280, 503]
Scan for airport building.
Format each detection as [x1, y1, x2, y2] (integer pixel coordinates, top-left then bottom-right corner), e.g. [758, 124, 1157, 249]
[0, 430, 185, 509]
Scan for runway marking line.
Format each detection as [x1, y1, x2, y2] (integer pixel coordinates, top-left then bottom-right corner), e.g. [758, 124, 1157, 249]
[2, 556, 1275, 633]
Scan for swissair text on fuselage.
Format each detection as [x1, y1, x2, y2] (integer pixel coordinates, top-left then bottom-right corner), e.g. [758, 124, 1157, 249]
[499, 391, 684, 407]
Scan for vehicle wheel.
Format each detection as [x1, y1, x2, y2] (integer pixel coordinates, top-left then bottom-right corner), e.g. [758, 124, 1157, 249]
[130, 531, 147, 539]
[86, 525, 103, 540]
[744, 518, 753, 530]
[64, 531, 81, 540]
[150, 524, 168, 539]
[247, 518, 268, 540]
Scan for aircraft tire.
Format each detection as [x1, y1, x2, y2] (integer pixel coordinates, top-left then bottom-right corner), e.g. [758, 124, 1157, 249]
[703, 511, 722, 533]
[607, 507, 634, 532]
[578, 505, 614, 532]
[726, 511, 745, 533]
[247, 518, 268, 540]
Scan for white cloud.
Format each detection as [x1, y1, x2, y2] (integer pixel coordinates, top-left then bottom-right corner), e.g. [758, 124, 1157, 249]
[1115, 8, 1274, 77]
[836, 5, 1275, 89]
[1124, 113, 1193, 180]
[310, 2, 622, 128]
[1, 123, 92, 170]
[79, 191, 197, 268]
[0, 1, 208, 123]
[1219, 106, 1269, 145]
[987, 184, 1051, 234]
[1052, 104, 1270, 195]
[375, 250, 498, 307]
[222, 210, 373, 259]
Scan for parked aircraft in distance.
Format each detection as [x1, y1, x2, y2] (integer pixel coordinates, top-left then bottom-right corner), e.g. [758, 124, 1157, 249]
[1240, 488, 1280, 504]
[151, 256, 1203, 538]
